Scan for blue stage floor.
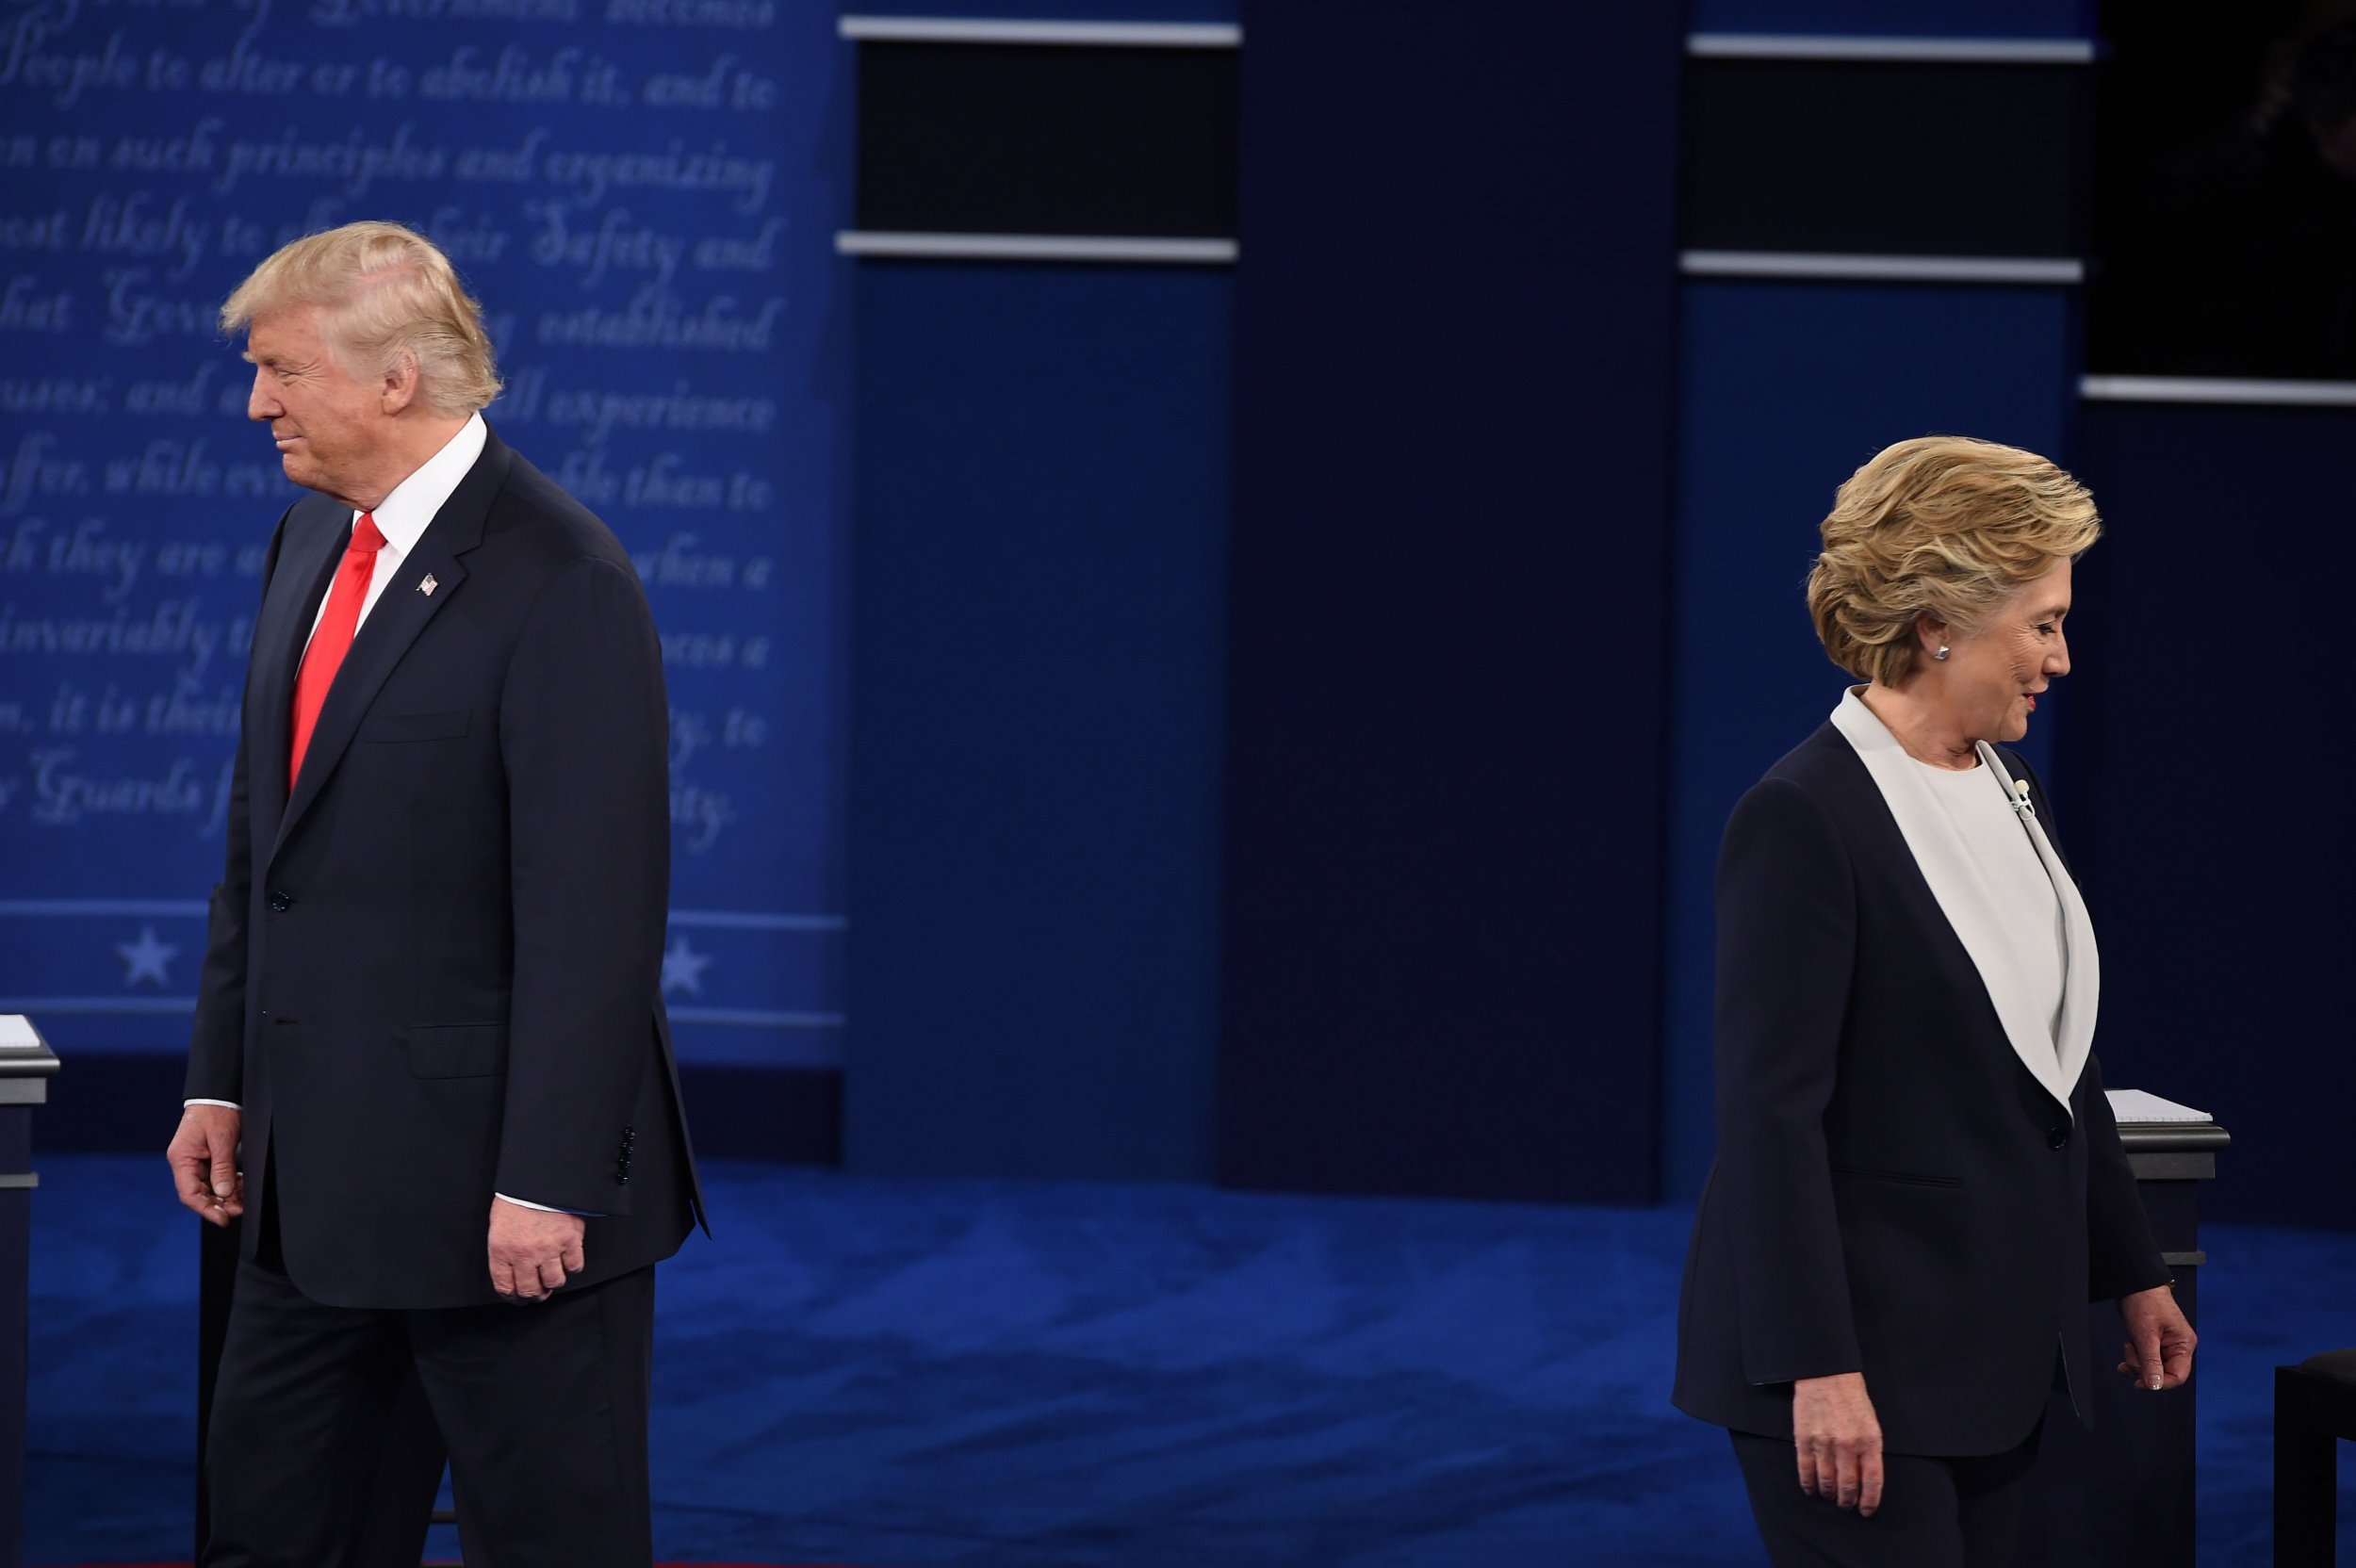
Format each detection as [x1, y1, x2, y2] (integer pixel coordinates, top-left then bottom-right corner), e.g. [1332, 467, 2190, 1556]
[22, 1154, 2356, 1564]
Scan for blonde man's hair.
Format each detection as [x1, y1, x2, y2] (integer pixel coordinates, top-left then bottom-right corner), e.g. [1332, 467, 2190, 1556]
[220, 221, 501, 416]
[1806, 435, 2101, 688]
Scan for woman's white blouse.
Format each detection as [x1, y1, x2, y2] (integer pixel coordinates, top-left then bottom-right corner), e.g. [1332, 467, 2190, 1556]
[1830, 688, 2102, 1118]
[1909, 758, 2066, 1057]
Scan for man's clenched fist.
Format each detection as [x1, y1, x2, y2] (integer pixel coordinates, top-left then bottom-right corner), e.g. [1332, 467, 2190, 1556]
[488, 1200, 587, 1302]
[168, 1104, 245, 1227]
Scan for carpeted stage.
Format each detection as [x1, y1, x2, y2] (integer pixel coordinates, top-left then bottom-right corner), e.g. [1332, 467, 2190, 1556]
[23, 1155, 2356, 1565]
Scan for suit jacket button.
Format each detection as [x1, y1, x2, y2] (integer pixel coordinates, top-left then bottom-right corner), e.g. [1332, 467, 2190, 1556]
[2047, 1126, 2070, 1151]
[269, 890, 290, 912]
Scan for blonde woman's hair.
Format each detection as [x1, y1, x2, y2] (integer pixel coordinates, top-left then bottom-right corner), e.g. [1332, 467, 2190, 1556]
[1806, 435, 2100, 687]
[220, 221, 501, 416]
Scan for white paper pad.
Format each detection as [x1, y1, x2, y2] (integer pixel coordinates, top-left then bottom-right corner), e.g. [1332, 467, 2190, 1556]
[2106, 1088, 2210, 1124]
[0, 1014, 47, 1053]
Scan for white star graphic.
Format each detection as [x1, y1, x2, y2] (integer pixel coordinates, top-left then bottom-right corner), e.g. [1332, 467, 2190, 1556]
[117, 925, 180, 988]
[660, 936, 712, 998]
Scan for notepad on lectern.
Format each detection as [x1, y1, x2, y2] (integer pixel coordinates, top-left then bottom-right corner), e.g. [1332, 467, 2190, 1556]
[2105, 1088, 2210, 1124]
[0, 1015, 46, 1054]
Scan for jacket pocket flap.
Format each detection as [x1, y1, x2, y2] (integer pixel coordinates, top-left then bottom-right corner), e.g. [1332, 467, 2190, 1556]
[406, 1023, 508, 1079]
[1829, 1163, 1963, 1189]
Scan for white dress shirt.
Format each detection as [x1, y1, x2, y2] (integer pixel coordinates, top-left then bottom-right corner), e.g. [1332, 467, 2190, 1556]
[190, 416, 580, 1216]
[301, 412, 487, 650]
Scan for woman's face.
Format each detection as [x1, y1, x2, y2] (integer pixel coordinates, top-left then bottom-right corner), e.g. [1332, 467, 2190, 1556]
[1935, 560, 2073, 745]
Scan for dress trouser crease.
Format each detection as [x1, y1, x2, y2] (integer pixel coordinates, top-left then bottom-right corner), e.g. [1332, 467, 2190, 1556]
[202, 1258, 656, 1568]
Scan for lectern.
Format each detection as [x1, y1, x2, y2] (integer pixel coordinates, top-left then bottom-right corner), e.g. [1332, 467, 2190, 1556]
[1, 1016, 61, 1568]
[2021, 1091, 2230, 1568]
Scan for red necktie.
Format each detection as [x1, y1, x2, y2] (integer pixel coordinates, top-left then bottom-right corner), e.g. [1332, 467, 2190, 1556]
[288, 512, 387, 789]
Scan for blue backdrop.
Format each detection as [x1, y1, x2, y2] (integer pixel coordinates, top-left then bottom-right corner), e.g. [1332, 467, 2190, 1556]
[7, 0, 2348, 1230]
[1657, 0, 2356, 1229]
[0, 0, 850, 1075]
[1661, 280, 2078, 1200]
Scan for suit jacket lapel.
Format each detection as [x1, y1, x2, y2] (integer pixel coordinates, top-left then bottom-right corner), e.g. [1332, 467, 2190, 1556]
[1976, 745, 2101, 1114]
[1822, 700, 2084, 1119]
[269, 434, 509, 866]
[250, 501, 350, 838]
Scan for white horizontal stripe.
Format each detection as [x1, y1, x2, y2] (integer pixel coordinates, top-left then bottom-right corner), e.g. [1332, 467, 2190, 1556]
[0, 901, 848, 930]
[0, 996, 197, 1015]
[840, 15, 1240, 47]
[0, 899, 209, 918]
[2078, 374, 2356, 407]
[0, 996, 847, 1023]
[1680, 251, 2083, 285]
[666, 910, 847, 932]
[1687, 33, 2093, 64]
[838, 230, 1236, 264]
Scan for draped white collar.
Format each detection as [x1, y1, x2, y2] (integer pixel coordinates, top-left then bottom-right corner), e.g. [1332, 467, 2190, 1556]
[1829, 689, 2100, 1118]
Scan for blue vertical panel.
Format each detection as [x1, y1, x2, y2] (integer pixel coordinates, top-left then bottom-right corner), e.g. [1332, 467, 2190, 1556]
[1662, 281, 2077, 1200]
[1690, 0, 2093, 36]
[843, 263, 1231, 1183]
[1217, 0, 1683, 1204]
[2067, 404, 2350, 1228]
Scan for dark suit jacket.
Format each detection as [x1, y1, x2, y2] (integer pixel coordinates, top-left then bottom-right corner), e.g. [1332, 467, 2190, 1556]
[1672, 722, 2168, 1457]
[187, 424, 702, 1310]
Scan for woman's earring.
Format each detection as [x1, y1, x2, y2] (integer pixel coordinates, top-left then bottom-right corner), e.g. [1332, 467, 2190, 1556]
[1933, 645, 1951, 662]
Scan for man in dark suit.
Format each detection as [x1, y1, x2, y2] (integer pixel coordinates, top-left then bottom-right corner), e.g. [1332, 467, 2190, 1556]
[165, 220, 701, 1567]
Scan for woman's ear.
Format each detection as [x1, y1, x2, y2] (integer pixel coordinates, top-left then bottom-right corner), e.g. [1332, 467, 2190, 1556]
[1915, 613, 1953, 660]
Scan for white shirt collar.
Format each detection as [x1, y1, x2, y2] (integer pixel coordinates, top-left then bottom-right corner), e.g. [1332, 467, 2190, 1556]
[360, 413, 487, 548]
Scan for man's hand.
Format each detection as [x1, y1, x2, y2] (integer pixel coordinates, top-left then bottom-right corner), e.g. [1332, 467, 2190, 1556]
[2118, 1283, 2197, 1391]
[167, 1105, 244, 1226]
[1792, 1371, 1884, 1516]
[487, 1200, 586, 1303]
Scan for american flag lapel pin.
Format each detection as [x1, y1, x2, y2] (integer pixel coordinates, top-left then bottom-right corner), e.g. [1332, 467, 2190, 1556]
[418, 573, 438, 596]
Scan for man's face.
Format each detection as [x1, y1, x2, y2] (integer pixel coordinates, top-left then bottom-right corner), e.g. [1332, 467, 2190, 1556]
[243, 305, 388, 507]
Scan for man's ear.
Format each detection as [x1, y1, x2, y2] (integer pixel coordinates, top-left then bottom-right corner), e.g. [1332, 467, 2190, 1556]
[380, 351, 420, 416]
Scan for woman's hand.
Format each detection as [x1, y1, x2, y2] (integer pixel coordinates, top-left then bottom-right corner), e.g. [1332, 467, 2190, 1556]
[1792, 1372, 1884, 1515]
[2118, 1284, 2197, 1391]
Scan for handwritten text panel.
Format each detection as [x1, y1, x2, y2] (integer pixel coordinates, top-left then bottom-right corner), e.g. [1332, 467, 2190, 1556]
[0, 0, 847, 1066]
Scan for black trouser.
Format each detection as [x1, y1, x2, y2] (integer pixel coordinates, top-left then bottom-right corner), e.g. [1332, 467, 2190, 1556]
[202, 1256, 656, 1568]
[1728, 1419, 2044, 1568]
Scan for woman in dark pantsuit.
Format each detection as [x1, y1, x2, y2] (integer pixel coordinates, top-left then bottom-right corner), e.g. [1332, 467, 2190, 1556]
[1672, 436, 2197, 1567]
